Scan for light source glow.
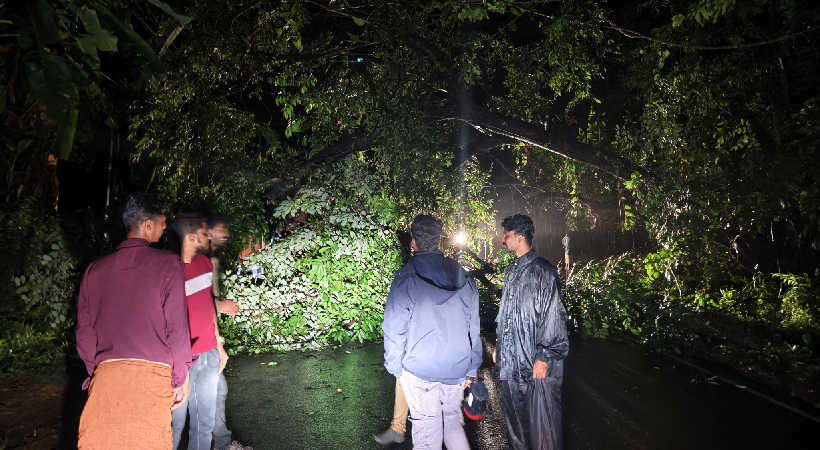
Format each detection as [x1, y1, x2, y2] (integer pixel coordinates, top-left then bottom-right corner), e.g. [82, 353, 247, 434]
[454, 233, 466, 245]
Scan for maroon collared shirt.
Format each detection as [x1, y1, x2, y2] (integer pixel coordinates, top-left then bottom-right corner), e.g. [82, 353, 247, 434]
[76, 238, 193, 389]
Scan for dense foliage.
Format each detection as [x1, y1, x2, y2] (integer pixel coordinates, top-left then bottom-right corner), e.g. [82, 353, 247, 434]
[220, 158, 403, 352]
[0, 200, 79, 374]
[563, 254, 820, 402]
[1, 0, 819, 402]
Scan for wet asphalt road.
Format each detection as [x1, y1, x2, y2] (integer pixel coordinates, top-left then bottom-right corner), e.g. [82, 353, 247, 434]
[222, 336, 820, 450]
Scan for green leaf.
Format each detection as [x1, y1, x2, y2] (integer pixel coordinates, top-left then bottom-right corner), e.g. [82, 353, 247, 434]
[26, 0, 62, 45]
[76, 7, 118, 51]
[146, 0, 192, 24]
[90, 1, 165, 74]
[50, 101, 78, 159]
[74, 34, 100, 62]
[27, 52, 79, 122]
[353, 17, 365, 26]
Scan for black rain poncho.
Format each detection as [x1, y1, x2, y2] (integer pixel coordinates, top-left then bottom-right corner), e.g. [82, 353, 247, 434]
[494, 250, 568, 450]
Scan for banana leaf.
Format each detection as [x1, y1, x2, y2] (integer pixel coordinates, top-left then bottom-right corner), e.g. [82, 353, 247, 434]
[76, 7, 118, 52]
[26, 52, 78, 122]
[146, 0, 192, 24]
[50, 100, 78, 160]
[74, 34, 99, 62]
[90, 1, 165, 74]
[26, 0, 62, 45]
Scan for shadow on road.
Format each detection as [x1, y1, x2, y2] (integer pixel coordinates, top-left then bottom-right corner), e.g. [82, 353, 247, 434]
[57, 355, 87, 450]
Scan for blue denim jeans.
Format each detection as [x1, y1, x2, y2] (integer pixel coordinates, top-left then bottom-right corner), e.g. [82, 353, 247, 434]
[172, 348, 220, 450]
[212, 372, 232, 450]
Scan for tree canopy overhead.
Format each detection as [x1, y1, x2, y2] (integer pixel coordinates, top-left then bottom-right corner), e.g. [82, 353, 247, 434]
[122, 1, 814, 212]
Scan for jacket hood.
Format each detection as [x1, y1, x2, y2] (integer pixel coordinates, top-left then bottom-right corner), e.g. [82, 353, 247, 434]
[410, 251, 469, 294]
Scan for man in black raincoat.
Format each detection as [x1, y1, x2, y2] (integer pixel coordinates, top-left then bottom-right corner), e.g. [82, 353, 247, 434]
[493, 214, 569, 450]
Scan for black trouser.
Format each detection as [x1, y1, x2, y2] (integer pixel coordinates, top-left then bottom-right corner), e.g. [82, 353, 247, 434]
[501, 367, 563, 450]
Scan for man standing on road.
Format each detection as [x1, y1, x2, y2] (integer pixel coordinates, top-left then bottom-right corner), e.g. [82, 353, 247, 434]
[171, 212, 230, 450]
[493, 214, 569, 450]
[207, 214, 253, 450]
[77, 193, 192, 449]
[383, 214, 482, 450]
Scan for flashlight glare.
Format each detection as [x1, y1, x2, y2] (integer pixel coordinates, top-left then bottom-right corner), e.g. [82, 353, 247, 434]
[455, 233, 466, 245]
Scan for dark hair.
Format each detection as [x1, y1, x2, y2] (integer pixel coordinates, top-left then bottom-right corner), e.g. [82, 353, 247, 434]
[411, 214, 444, 252]
[208, 212, 231, 229]
[122, 192, 170, 232]
[171, 211, 208, 240]
[501, 214, 534, 245]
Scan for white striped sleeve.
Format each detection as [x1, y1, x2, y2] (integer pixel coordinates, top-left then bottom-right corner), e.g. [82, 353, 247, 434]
[185, 272, 213, 296]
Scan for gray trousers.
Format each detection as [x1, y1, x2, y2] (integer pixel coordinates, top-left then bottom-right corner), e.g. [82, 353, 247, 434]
[172, 348, 220, 450]
[401, 370, 470, 450]
[212, 372, 232, 450]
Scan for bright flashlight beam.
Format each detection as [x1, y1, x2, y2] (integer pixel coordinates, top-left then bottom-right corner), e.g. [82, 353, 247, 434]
[454, 233, 466, 245]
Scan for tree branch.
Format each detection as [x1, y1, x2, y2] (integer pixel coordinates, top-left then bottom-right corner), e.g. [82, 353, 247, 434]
[262, 39, 384, 62]
[603, 19, 820, 51]
[449, 127, 512, 167]
[264, 133, 373, 199]
[403, 32, 444, 61]
[158, 24, 185, 58]
[209, 70, 258, 101]
[462, 106, 645, 181]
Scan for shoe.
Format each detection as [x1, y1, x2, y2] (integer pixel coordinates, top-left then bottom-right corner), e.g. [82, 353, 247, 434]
[373, 428, 405, 445]
[225, 441, 253, 450]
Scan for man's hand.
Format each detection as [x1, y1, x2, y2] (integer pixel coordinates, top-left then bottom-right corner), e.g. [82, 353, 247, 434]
[533, 359, 548, 379]
[216, 300, 239, 316]
[492, 347, 496, 363]
[464, 376, 476, 390]
[171, 372, 190, 410]
[217, 344, 229, 373]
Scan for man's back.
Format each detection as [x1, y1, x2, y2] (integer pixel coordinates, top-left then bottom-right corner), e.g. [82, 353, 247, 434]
[383, 251, 482, 384]
[77, 238, 191, 388]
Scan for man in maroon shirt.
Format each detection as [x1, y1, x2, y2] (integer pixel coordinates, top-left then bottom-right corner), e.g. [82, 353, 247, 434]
[76, 193, 193, 450]
[171, 212, 229, 450]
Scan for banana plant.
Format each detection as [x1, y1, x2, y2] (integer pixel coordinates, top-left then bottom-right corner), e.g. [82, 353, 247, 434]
[12, 0, 190, 159]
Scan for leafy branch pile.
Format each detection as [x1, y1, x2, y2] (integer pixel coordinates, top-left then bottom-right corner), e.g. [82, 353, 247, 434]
[220, 159, 403, 353]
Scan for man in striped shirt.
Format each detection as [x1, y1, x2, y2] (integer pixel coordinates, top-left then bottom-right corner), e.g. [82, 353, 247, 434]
[171, 212, 229, 450]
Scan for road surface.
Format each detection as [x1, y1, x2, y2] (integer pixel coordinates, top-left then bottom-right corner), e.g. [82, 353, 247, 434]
[219, 335, 819, 450]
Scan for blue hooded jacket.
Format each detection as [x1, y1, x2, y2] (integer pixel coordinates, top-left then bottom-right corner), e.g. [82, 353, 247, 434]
[382, 251, 482, 384]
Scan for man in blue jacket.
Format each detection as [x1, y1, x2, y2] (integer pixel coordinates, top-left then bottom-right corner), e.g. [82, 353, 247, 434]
[383, 214, 482, 450]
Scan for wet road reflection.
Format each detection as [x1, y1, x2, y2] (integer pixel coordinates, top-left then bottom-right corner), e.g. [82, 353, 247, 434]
[223, 336, 820, 450]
